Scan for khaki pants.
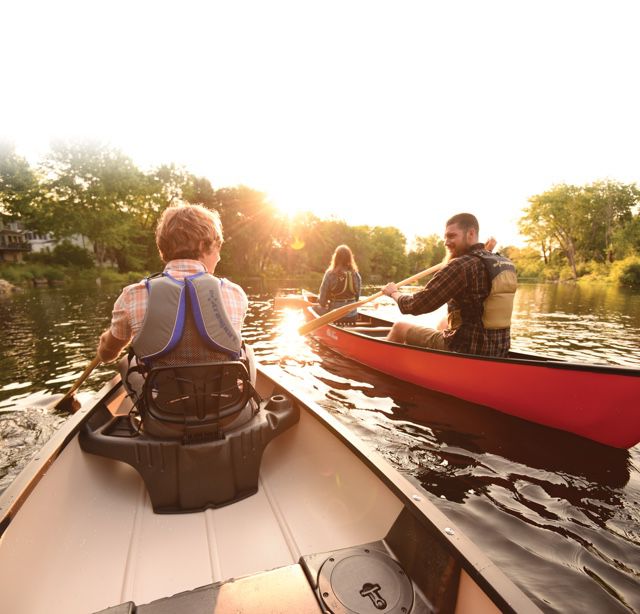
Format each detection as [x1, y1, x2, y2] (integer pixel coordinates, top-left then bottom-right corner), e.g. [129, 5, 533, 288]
[405, 325, 446, 350]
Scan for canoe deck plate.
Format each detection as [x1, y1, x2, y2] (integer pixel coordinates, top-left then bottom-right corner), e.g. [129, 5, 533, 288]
[317, 547, 414, 614]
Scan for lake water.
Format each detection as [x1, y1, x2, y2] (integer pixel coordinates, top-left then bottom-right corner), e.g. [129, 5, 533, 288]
[1, 281, 639, 612]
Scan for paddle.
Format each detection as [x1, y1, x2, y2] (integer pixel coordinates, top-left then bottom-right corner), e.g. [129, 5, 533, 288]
[50, 354, 101, 412]
[298, 262, 446, 336]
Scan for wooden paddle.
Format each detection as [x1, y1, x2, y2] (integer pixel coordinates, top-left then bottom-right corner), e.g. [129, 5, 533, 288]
[298, 262, 445, 336]
[51, 354, 101, 411]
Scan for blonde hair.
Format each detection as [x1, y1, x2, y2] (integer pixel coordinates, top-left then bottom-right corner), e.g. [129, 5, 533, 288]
[156, 203, 223, 262]
[328, 244, 358, 273]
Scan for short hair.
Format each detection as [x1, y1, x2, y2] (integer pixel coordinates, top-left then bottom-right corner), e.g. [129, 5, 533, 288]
[328, 244, 358, 272]
[156, 203, 223, 262]
[446, 213, 479, 234]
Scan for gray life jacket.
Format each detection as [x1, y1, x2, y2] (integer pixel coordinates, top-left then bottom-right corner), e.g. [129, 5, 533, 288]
[131, 272, 243, 368]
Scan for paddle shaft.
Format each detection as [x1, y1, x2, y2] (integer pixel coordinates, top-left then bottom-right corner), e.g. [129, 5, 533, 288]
[52, 354, 101, 410]
[298, 261, 445, 335]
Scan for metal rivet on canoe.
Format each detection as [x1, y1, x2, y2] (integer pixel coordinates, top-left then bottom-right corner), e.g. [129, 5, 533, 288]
[444, 527, 455, 536]
[411, 494, 421, 502]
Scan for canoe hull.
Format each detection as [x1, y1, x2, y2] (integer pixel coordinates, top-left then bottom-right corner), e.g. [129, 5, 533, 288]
[305, 308, 640, 448]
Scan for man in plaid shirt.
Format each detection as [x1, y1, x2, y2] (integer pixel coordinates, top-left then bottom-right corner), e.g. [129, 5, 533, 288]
[382, 213, 513, 357]
[97, 203, 247, 364]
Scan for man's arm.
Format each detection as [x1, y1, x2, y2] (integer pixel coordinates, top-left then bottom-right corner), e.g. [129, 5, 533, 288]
[383, 261, 465, 315]
[97, 330, 129, 363]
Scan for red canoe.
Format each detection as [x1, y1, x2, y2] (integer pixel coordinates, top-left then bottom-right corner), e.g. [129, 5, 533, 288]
[298, 300, 640, 449]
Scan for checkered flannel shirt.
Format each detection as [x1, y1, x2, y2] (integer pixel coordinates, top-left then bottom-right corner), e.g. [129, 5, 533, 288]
[396, 245, 511, 357]
[109, 260, 248, 343]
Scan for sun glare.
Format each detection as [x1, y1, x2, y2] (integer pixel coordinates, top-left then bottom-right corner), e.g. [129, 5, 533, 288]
[271, 305, 315, 364]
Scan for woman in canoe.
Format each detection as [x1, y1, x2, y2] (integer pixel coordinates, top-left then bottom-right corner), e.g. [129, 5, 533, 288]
[317, 244, 362, 324]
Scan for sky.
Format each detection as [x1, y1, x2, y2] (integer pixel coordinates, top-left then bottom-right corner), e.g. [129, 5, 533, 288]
[2, 0, 640, 248]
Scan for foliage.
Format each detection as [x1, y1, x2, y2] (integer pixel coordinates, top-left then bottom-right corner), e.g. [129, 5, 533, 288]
[50, 242, 94, 267]
[0, 263, 67, 284]
[4, 141, 640, 289]
[502, 246, 546, 280]
[0, 141, 40, 221]
[33, 140, 146, 266]
[609, 256, 640, 288]
[519, 180, 640, 277]
[407, 234, 445, 274]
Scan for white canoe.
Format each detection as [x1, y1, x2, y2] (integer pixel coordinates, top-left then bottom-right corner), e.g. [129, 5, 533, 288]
[0, 363, 540, 613]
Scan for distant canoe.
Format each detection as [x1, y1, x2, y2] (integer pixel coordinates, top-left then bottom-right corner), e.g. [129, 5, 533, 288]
[297, 296, 640, 449]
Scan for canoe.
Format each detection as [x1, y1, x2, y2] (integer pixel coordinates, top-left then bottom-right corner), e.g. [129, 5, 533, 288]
[296, 296, 640, 449]
[0, 363, 540, 614]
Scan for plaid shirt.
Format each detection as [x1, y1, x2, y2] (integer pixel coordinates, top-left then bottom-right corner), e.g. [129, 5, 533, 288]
[397, 245, 511, 357]
[109, 260, 248, 342]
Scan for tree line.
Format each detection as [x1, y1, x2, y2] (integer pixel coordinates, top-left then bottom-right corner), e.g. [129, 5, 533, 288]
[515, 181, 640, 284]
[0, 140, 444, 281]
[2, 140, 640, 286]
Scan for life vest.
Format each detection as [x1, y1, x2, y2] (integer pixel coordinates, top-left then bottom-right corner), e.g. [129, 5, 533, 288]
[132, 272, 243, 368]
[329, 270, 358, 301]
[447, 251, 517, 331]
[474, 251, 517, 329]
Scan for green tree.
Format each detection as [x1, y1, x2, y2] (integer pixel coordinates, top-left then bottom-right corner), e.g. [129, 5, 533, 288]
[37, 140, 145, 266]
[0, 141, 40, 222]
[407, 234, 445, 273]
[520, 184, 583, 278]
[367, 226, 408, 280]
[580, 181, 639, 262]
[211, 186, 288, 277]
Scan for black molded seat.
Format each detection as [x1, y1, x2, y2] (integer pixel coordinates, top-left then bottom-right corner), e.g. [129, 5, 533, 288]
[79, 362, 299, 513]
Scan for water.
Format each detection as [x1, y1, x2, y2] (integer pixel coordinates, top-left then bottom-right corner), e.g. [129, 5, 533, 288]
[1, 281, 639, 612]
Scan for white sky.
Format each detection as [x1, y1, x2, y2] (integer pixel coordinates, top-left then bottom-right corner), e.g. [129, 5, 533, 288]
[2, 0, 639, 247]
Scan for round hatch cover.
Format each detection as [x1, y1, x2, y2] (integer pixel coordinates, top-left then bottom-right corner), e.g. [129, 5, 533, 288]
[317, 548, 414, 613]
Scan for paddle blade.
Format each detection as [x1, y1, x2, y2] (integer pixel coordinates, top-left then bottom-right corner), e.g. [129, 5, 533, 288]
[50, 355, 101, 412]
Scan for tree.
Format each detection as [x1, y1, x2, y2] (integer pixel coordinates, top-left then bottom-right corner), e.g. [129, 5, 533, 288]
[211, 186, 288, 277]
[0, 141, 40, 222]
[520, 184, 584, 278]
[407, 234, 445, 273]
[367, 226, 408, 280]
[520, 181, 640, 275]
[580, 181, 639, 262]
[37, 140, 146, 266]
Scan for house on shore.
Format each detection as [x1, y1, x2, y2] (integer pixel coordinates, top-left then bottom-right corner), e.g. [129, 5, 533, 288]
[0, 220, 92, 263]
[0, 220, 31, 263]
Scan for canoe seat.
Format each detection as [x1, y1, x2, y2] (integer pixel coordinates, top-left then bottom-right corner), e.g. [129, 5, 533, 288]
[79, 363, 299, 514]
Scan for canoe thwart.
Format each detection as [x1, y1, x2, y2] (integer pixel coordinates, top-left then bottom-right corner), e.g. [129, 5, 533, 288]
[79, 393, 299, 513]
